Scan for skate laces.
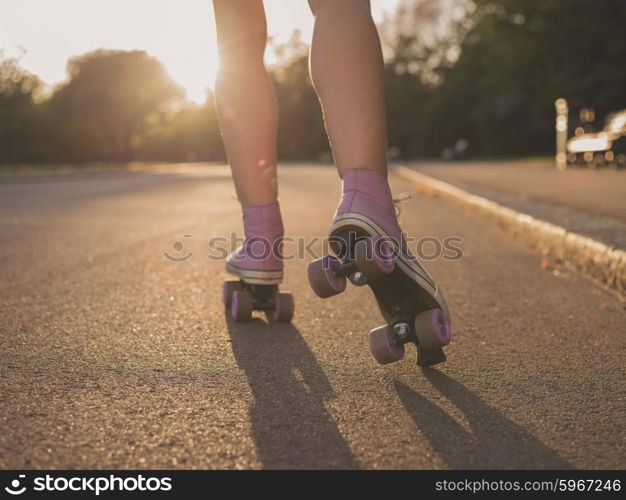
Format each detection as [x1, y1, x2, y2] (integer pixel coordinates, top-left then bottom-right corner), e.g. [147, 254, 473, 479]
[392, 191, 411, 217]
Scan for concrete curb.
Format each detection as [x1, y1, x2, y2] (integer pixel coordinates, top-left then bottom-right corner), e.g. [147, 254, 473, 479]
[395, 166, 626, 296]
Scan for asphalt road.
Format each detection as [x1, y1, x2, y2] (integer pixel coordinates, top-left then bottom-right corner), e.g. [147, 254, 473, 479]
[0, 164, 624, 469]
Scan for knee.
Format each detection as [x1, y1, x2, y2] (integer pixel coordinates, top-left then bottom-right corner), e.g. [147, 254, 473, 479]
[217, 32, 266, 73]
[214, 1, 267, 71]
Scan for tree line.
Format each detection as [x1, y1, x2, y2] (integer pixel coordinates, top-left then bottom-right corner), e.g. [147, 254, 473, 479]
[1, 0, 625, 165]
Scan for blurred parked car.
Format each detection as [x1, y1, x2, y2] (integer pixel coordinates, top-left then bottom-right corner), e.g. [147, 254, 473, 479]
[567, 109, 626, 167]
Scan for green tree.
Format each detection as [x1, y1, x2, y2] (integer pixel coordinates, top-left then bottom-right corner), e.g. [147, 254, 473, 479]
[0, 53, 45, 163]
[48, 49, 184, 161]
[380, 0, 626, 157]
[269, 32, 329, 160]
[137, 97, 224, 162]
[433, 0, 626, 156]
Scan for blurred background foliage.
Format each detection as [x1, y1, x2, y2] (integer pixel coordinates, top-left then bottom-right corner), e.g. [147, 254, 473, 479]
[1, 0, 625, 164]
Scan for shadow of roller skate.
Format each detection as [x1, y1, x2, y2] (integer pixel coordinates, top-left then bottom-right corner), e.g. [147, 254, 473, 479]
[394, 370, 572, 469]
[225, 314, 359, 469]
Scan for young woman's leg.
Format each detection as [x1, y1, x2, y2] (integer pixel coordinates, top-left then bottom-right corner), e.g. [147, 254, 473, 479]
[308, 0, 388, 178]
[213, 0, 286, 303]
[306, 1, 451, 365]
[213, 0, 278, 205]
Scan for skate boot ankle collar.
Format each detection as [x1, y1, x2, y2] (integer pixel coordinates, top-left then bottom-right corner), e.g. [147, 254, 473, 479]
[341, 168, 388, 191]
[338, 169, 395, 218]
[241, 200, 284, 240]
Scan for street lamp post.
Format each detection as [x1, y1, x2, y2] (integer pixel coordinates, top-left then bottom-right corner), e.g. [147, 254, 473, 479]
[555, 98, 568, 170]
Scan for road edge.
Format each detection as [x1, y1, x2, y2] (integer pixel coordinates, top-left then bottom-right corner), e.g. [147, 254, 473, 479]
[394, 166, 626, 297]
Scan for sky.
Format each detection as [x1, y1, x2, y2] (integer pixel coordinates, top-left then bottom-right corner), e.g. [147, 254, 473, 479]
[0, 0, 402, 104]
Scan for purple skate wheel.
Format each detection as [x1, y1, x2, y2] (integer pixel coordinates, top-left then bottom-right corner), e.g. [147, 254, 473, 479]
[223, 280, 242, 308]
[307, 255, 346, 298]
[369, 325, 405, 365]
[231, 290, 253, 321]
[355, 235, 394, 280]
[273, 292, 295, 322]
[414, 308, 451, 349]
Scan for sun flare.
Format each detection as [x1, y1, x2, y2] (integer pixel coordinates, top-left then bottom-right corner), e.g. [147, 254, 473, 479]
[0, 0, 398, 105]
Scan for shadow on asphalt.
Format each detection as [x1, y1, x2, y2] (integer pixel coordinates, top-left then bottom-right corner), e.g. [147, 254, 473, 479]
[395, 370, 572, 469]
[226, 314, 359, 469]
